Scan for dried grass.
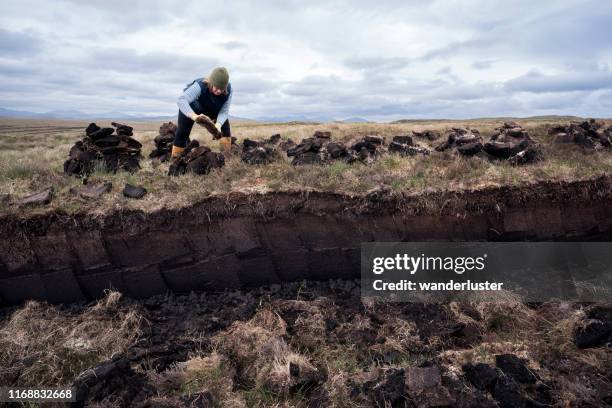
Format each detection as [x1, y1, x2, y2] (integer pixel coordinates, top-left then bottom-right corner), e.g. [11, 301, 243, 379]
[0, 290, 144, 386]
[149, 352, 245, 407]
[211, 305, 319, 402]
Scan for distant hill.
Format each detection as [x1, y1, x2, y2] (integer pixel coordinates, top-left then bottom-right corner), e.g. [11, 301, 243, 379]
[0, 107, 45, 118]
[0, 107, 173, 121]
[229, 115, 259, 123]
[391, 115, 592, 124]
[0, 107, 258, 123]
[338, 117, 369, 123]
[255, 114, 337, 123]
[6, 109, 603, 125]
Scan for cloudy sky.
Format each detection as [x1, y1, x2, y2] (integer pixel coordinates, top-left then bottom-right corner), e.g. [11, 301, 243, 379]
[1, 0, 612, 121]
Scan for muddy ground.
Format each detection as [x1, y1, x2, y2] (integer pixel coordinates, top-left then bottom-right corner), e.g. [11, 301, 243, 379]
[0, 280, 610, 407]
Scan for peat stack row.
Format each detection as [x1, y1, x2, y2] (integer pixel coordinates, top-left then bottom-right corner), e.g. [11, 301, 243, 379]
[168, 140, 225, 176]
[286, 132, 391, 165]
[388, 135, 430, 156]
[338, 134, 427, 161]
[434, 124, 543, 165]
[348, 135, 387, 163]
[286, 131, 333, 165]
[285, 132, 431, 165]
[412, 129, 441, 141]
[549, 119, 612, 149]
[64, 122, 142, 176]
[484, 122, 543, 165]
[149, 121, 178, 162]
[435, 128, 483, 156]
[241, 134, 281, 165]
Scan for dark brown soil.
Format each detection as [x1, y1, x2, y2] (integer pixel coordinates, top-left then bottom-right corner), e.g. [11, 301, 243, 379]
[0, 176, 611, 306]
[0, 176, 610, 406]
[1, 281, 609, 407]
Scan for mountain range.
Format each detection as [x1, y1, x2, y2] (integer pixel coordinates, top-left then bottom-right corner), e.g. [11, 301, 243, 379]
[0, 107, 369, 123]
[0, 107, 174, 121]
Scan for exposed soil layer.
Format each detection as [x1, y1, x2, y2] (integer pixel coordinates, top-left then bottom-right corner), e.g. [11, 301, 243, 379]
[1, 176, 611, 306]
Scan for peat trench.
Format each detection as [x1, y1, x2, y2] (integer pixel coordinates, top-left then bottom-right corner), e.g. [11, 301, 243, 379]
[0, 175, 611, 306]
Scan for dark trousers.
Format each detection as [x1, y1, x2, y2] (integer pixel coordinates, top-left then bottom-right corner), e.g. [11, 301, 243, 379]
[173, 111, 231, 148]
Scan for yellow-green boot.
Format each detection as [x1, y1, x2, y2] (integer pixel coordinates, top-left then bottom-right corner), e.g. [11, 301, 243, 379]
[171, 145, 185, 158]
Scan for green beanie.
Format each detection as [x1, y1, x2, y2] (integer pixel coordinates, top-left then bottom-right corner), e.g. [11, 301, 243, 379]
[208, 66, 229, 90]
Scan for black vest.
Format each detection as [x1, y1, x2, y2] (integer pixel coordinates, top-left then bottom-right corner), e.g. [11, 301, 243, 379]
[184, 79, 231, 119]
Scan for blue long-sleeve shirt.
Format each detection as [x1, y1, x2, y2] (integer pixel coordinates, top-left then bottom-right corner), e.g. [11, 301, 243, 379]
[177, 82, 232, 125]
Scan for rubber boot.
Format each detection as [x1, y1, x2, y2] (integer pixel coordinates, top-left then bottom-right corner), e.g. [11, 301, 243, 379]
[171, 145, 185, 158]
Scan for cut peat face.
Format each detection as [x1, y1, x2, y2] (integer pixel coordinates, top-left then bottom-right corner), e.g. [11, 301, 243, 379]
[0, 175, 611, 305]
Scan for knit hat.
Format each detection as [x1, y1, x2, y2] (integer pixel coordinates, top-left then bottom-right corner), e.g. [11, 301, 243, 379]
[208, 67, 229, 90]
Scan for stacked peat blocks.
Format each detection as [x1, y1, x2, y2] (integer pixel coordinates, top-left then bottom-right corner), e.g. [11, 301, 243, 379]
[548, 119, 612, 150]
[484, 122, 543, 165]
[285, 131, 393, 165]
[435, 128, 484, 156]
[347, 135, 386, 163]
[149, 121, 178, 162]
[168, 140, 225, 176]
[241, 134, 281, 165]
[435, 123, 543, 165]
[286, 131, 333, 165]
[412, 130, 441, 141]
[388, 135, 430, 156]
[64, 122, 142, 176]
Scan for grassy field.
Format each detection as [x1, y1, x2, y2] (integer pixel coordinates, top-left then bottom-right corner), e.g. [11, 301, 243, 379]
[0, 116, 611, 216]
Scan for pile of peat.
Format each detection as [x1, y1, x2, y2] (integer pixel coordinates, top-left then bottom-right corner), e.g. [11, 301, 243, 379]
[241, 134, 282, 165]
[435, 124, 544, 164]
[64, 122, 142, 176]
[284, 131, 429, 165]
[549, 119, 612, 150]
[149, 121, 178, 163]
[168, 140, 225, 176]
[484, 122, 544, 165]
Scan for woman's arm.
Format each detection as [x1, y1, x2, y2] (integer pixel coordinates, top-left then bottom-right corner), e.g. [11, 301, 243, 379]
[177, 82, 201, 119]
[216, 86, 233, 126]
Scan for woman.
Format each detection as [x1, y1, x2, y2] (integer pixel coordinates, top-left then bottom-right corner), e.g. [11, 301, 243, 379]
[172, 66, 233, 157]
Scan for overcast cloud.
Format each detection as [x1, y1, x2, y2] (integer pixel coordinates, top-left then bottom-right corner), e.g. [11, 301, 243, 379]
[1, 0, 611, 120]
